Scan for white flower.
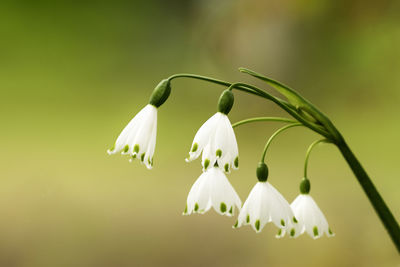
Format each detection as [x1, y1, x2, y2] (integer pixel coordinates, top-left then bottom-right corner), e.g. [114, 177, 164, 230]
[235, 182, 298, 233]
[107, 104, 157, 169]
[186, 112, 239, 173]
[283, 194, 334, 239]
[183, 167, 242, 216]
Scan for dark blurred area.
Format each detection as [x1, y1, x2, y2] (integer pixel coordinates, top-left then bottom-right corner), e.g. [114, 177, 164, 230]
[0, 0, 399, 266]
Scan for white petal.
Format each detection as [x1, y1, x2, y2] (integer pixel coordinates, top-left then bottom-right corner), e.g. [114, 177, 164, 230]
[108, 104, 158, 169]
[209, 168, 241, 216]
[236, 182, 293, 233]
[184, 167, 241, 217]
[291, 194, 334, 239]
[186, 113, 220, 162]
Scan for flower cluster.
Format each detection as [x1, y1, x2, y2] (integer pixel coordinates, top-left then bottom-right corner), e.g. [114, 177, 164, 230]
[107, 81, 334, 240]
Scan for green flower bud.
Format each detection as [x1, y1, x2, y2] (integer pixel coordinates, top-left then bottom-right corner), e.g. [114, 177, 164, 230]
[300, 178, 311, 194]
[256, 162, 269, 182]
[149, 79, 171, 108]
[217, 89, 234, 115]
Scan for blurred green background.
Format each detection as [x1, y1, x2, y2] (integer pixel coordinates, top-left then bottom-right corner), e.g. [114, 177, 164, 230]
[1, 0, 399, 266]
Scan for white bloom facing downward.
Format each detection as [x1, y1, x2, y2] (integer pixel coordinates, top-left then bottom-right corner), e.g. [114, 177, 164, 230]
[186, 112, 239, 173]
[235, 182, 298, 233]
[107, 104, 157, 169]
[184, 167, 241, 216]
[286, 194, 334, 239]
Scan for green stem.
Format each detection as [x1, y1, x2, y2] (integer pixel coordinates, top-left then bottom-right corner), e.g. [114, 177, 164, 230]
[168, 74, 330, 138]
[232, 117, 297, 128]
[168, 74, 261, 97]
[261, 123, 302, 162]
[304, 139, 330, 178]
[337, 140, 400, 252]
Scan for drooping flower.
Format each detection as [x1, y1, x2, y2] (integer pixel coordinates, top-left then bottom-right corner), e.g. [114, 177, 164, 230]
[186, 89, 238, 173]
[108, 104, 157, 169]
[285, 194, 334, 239]
[183, 167, 242, 216]
[186, 112, 239, 172]
[235, 181, 298, 233]
[107, 79, 171, 169]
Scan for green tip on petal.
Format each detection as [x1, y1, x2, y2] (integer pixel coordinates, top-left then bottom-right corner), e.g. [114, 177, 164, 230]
[328, 228, 333, 235]
[277, 229, 282, 236]
[194, 203, 199, 212]
[280, 219, 285, 227]
[233, 221, 238, 228]
[293, 217, 298, 223]
[246, 215, 250, 223]
[191, 143, 198, 152]
[216, 149, 222, 157]
[133, 144, 140, 153]
[123, 145, 129, 153]
[140, 153, 145, 162]
[109, 145, 115, 151]
[229, 206, 233, 214]
[224, 163, 229, 172]
[204, 159, 210, 169]
[313, 226, 319, 237]
[290, 228, 296, 237]
[220, 202, 227, 213]
[234, 157, 239, 168]
[132, 154, 137, 159]
[184, 205, 188, 214]
[255, 220, 260, 231]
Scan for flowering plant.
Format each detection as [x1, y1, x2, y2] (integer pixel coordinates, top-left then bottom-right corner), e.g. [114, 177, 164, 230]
[108, 68, 399, 250]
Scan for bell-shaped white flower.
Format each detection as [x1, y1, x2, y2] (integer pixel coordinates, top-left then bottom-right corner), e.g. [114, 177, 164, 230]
[235, 181, 298, 233]
[186, 112, 239, 173]
[183, 167, 241, 216]
[287, 194, 334, 239]
[107, 104, 157, 169]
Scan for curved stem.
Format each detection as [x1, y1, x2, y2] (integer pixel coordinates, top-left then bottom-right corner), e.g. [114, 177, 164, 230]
[168, 74, 331, 139]
[337, 140, 400, 252]
[261, 123, 302, 162]
[304, 139, 330, 178]
[168, 74, 261, 97]
[232, 117, 297, 128]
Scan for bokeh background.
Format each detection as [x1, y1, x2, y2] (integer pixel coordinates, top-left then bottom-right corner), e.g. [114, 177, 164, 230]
[1, 0, 399, 266]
